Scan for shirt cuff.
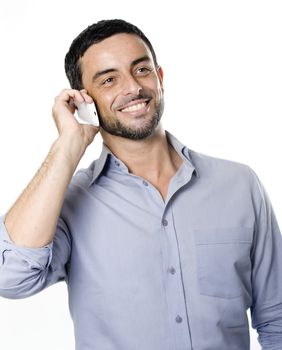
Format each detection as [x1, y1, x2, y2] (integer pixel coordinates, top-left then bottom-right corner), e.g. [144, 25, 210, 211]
[0, 214, 53, 270]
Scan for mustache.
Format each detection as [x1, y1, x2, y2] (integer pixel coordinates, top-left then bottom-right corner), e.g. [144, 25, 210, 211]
[114, 90, 152, 110]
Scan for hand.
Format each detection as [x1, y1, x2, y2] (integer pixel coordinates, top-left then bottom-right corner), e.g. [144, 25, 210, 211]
[52, 88, 99, 150]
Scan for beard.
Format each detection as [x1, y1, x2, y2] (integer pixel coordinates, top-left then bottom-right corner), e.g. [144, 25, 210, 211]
[98, 94, 164, 140]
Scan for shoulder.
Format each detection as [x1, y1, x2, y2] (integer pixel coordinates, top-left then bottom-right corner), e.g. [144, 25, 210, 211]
[59, 159, 99, 218]
[188, 148, 259, 188]
[67, 159, 97, 195]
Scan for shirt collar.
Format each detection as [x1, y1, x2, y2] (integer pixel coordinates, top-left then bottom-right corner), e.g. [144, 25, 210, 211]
[88, 130, 199, 187]
[165, 130, 199, 178]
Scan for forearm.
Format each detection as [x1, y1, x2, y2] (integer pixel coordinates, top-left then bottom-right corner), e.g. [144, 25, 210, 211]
[4, 136, 83, 248]
[249, 168, 282, 349]
[258, 324, 282, 350]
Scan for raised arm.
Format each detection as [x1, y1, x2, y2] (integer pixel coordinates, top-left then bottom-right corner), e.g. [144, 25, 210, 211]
[4, 89, 99, 248]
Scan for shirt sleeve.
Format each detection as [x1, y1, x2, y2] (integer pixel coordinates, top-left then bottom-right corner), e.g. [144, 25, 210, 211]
[249, 169, 282, 349]
[0, 214, 71, 299]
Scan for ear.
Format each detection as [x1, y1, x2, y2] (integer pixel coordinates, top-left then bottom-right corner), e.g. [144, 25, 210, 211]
[157, 66, 164, 87]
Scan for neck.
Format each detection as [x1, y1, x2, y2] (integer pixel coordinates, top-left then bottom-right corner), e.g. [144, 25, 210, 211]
[100, 125, 183, 183]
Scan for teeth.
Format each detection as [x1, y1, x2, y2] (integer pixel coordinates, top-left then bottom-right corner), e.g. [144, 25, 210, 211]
[121, 102, 146, 113]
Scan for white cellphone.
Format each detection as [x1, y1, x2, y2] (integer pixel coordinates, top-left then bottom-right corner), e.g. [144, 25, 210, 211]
[75, 102, 99, 126]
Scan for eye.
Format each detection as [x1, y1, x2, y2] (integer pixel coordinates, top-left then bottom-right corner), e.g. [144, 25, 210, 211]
[136, 67, 152, 74]
[102, 77, 114, 85]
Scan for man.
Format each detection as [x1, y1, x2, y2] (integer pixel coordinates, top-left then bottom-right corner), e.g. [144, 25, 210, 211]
[0, 19, 281, 350]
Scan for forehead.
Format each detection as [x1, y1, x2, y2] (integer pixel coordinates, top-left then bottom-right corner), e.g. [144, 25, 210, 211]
[80, 33, 154, 78]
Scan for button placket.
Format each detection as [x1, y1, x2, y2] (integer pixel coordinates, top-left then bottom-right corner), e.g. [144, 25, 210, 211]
[168, 266, 176, 275]
[162, 218, 168, 227]
[160, 205, 192, 348]
[175, 315, 183, 323]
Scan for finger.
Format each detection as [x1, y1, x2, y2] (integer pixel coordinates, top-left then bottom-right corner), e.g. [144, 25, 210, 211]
[55, 89, 86, 104]
[80, 89, 94, 103]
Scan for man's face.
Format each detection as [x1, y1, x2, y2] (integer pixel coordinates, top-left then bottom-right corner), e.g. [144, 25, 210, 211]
[80, 33, 164, 140]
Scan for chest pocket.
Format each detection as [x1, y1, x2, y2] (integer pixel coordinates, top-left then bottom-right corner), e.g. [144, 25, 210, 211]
[193, 227, 253, 299]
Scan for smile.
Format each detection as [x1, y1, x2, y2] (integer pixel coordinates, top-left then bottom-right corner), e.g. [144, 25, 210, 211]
[121, 102, 147, 113]
[118, 98, 151, 114]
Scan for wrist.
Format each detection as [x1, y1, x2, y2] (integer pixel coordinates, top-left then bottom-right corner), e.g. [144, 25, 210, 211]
[52, 135, 87, 169]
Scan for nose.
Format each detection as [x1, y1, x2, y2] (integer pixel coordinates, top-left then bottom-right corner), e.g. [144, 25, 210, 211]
[121, 74, 142, 96]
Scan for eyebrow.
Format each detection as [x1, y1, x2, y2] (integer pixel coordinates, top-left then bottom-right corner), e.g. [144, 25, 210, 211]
[91, 55, 151, 83]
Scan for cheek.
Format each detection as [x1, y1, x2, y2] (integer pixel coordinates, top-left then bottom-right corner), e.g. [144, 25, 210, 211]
[147, 78, 163, 96]
[95, 94, 115, 115]
[155, 83, 164, 100]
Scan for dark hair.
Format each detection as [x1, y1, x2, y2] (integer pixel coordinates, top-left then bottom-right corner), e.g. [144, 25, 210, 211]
[64, 19, 158, 90]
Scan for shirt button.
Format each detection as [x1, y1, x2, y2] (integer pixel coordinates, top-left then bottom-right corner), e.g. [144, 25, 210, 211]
[168, 267, 176, 275]
[175, 315, 183, 323]
[142, 180, 148, 186]
[114, 160, 120, 166]
[162, 218, 168, 227]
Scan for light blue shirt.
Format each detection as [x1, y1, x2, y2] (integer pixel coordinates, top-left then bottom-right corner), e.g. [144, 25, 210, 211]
[0, 131, 282, 350]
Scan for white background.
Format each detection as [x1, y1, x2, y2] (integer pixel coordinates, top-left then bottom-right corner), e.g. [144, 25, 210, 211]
[0, 0, 281, 349]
